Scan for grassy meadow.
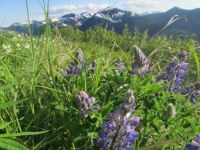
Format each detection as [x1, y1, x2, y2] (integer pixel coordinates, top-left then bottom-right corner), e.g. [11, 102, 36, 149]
[0, 7, 200, 150]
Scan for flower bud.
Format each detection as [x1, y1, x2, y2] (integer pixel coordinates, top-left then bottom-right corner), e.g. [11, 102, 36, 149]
[165, 103, 176, 118]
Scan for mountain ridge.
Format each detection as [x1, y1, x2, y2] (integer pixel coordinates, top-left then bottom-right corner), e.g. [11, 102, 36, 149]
[4, 7, 200, 39]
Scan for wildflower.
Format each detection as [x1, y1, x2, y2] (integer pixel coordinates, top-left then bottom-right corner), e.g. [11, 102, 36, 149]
[169, 62, 189, 93]
[16, 43, 20, 48]
[74, 48, 85, 64]
[130, 46, 151, 75]
[115, 58, 125, 72]
[76, 91, 100, 118]
[165, 103, 176, 119]
[2, 44, 11, 53]
[97, 90, 139, 150]
[182, 82, 200, 103]
[62, 48, 85, 77]
[62, 64, 82, 77]
[155, 51, 189, 93]
[24, 43, 30, 49]
[185, 134, 200, 150]
[2, 44, 11, 51]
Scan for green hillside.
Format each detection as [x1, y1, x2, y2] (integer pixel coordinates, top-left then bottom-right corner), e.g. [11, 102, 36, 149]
[0, 23, 200, 150]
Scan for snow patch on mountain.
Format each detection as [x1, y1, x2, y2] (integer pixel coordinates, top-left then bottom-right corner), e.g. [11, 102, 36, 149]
[7, 8, 132, 33]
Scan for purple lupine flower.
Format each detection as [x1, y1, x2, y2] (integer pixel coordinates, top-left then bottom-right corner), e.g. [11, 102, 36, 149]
[169, 62, 189, 93]
[97, 90, 140, 150]
[185, 134, 200, 150]
[162, 61, 178, 81]
[63, 49, 85, 77]
[191, 90, 200, 103]
[74, 48, 85, 64]
[115, 58, 126, 72]
[63, 64, 82, 77]
[182, 83, 194, 95]
[182, 82, 200, 103]
[155, 51, 189, 93]
[76, 91, 100, 118]
[130, 46, 151, 75]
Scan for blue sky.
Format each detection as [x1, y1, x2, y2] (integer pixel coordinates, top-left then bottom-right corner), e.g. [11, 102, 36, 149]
[1, 0, 200, 27]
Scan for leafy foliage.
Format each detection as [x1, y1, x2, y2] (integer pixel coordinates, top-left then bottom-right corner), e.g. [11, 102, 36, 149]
[0, 20, 200, 150]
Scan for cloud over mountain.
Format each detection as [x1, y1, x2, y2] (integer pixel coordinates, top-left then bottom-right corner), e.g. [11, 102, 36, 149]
[50, 3, 109, 15]
[119, 0, 159, 13]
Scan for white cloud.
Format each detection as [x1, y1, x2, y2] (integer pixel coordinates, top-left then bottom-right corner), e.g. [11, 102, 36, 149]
[50, 3, 109, 15]
[31, 16, 45, 21]
[118, 0, 162, 13]
[49, 1, 163, 16]
[34, 0, 200, 21]
[118, 0, 200, 13]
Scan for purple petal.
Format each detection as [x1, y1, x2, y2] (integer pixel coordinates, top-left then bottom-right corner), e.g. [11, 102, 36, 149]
[191, 140, 200, 148]
[196, 135, 200, 144]
[131, 116, 140, 126]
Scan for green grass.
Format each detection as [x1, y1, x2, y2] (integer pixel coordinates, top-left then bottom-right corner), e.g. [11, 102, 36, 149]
[0, 11, 200, 149]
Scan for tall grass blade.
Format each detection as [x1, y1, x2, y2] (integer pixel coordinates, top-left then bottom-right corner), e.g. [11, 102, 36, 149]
[0, 138, 29, 150]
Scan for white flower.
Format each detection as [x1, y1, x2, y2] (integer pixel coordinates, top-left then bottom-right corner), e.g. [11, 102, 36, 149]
[2, 44, 11, 50]
[24, 43, 30, 49]
[2, 44, 11, 54]
[16, 43, 20, 48]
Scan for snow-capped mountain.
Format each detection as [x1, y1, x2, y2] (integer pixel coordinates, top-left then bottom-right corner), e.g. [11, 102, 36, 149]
[58, 12, 94, 27]
[6, 8, 131, 34]
[52, 8, 128, 28]
[97, 8, 128, 23]
[5, 7, 200, 39]
[79, 8, 132, 31]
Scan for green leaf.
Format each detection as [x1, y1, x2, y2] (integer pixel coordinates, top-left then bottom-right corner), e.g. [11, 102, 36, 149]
[0, 99, 27, 110]
[0, 122, 11, 130]
[0, 131, 48, 138]
[0, 138, 29, 150]
[188, 41, 200, 80]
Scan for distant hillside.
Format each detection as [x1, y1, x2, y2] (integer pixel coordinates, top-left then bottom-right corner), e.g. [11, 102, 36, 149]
[5, 7, 200, 39]
[141, 7, 200, 37]
[0, 28, 4, 32]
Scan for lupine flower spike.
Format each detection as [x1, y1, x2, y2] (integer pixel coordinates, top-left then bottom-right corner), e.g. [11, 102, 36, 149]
[130, 45, 151, 75]
[74, 48, 85, 64]
[76, 91, 100, 118]
[97, 90, 140, 150]
[155, 51, 189, 93]
[182, 82, 200, 103]
[63, 48, 85, 77]
[169, 62, 189, 93]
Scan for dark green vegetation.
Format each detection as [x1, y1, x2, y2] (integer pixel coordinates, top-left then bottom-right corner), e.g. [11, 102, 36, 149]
[0, 18, 200, 149]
